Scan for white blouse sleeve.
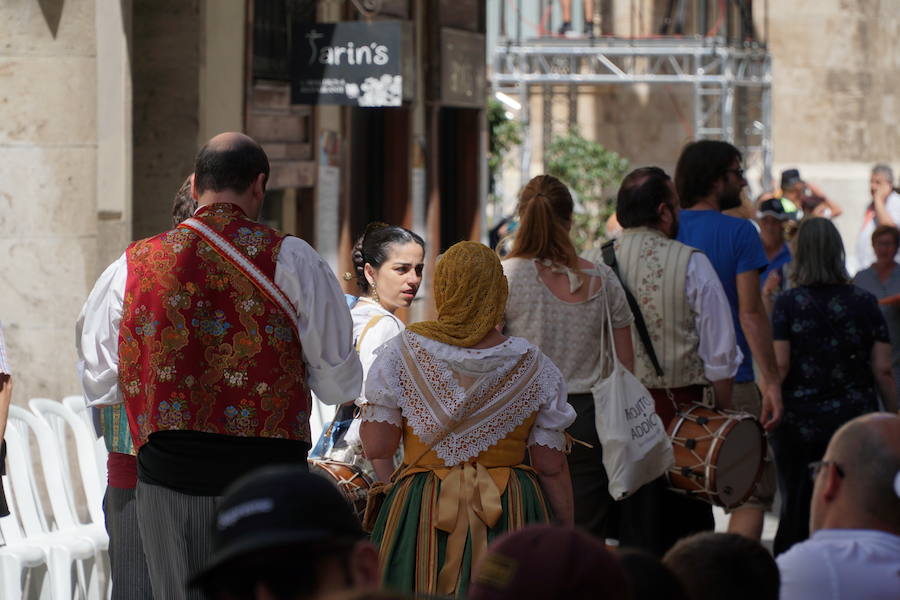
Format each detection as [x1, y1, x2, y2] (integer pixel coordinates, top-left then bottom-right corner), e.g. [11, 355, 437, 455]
[357, 315, 403, 396]
[528, 358, 575, 451]
[76, 253, 128, 407]
[275, 237, 362, 405]
[359, 338, 403, 427]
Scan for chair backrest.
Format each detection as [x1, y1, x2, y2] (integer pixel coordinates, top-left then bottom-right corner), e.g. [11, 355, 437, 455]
[3, 410, 53, 538]
[62, 394, 109, 486]
[0, 423, 39, 543]
[8, 405, 80, 532]
[30, 398, 106, 526]
[62, 395, 97, 436]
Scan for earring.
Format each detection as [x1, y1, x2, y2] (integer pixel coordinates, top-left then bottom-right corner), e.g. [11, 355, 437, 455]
[371, 283, 379, 304]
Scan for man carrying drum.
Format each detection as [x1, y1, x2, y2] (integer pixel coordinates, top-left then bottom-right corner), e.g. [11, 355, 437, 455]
[675, 141, 783, 541]
[585, 166, 743, 556]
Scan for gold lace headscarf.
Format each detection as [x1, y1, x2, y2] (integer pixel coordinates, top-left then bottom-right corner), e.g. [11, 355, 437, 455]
[407, 241, 508, 348]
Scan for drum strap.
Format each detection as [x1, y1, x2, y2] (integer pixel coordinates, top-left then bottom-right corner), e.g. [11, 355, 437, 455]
[601, 240, 664, 377]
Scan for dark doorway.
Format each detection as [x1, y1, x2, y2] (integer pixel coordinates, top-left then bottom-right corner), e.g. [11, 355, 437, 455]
[348, 107, 411, 240]
[438, 107, 481, 251]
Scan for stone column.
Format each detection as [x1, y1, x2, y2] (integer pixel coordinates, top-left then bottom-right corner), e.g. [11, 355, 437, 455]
[0, 0, 100, 403]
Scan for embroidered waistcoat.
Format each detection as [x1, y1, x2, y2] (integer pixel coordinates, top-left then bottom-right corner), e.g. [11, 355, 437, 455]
[118, 203, 311, 448]
[615, 228, 707, 389]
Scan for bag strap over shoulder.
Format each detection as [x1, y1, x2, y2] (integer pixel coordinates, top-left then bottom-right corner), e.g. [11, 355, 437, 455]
[601, 240, 664, 377]
[356, 314, 386, 352]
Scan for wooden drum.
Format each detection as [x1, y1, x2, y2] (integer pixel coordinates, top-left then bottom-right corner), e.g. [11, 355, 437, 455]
[308, 458, 373, 522]
[665, 403, 765, 508]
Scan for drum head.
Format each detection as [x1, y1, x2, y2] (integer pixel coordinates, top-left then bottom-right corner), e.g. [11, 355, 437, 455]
[714, 419, 764, 507]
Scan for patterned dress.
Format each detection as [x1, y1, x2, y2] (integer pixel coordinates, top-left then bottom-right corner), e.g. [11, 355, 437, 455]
[359, 331, 574, 598]
[770, 283, 887, 554]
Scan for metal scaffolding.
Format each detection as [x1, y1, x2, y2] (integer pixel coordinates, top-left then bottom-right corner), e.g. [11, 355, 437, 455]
[493, 36, 773, 192]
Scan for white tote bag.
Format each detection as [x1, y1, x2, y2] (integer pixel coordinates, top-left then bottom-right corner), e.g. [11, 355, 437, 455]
[591, 290, 674, 500]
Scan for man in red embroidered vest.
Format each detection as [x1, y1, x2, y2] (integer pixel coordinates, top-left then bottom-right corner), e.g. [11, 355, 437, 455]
[77, 132, 362, 600]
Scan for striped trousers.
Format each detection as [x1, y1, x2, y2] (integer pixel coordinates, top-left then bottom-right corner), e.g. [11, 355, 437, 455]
[104, 486, 153, 599]
[135, 481, 220, 600]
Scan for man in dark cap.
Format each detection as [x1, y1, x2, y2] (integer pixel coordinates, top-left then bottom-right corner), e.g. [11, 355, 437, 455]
[191, 465, 379, 599]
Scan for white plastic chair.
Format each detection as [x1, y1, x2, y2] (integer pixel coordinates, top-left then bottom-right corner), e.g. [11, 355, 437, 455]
[0, 425, 48, 599]
[30, 399, 106, 529]
[62, 395, 108, 488]
[7, 405, 106, 599]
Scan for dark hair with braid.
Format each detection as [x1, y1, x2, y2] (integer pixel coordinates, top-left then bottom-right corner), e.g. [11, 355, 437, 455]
[351, 222, 425, 294]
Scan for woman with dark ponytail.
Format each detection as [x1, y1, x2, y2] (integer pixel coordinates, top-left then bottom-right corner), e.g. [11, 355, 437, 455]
[501, 174, 635, 540]
[323, 223, 425, 481]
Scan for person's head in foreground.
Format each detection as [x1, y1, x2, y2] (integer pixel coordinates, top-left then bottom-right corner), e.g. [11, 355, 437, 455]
[809, 412, 900, 535]
[776, 413, 900, 600]
[467, 525, 630, 600]
[663, 532, 779, 600]
[191, 465, 378, 600]
[616, 549, 689, 600]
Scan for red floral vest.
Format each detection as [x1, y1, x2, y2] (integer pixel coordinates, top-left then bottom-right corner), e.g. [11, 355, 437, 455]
[118, 203, 311, 448]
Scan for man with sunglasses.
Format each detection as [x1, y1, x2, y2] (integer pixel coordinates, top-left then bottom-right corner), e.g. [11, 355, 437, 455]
[675, 140, 783, 541]
[777, 412, 900, 600]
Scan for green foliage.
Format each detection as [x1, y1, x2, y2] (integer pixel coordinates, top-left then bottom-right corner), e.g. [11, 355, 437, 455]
[487, 98, 522, 193]
[545, 131, 629, 252]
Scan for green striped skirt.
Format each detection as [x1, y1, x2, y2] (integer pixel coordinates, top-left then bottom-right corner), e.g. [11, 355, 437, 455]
[371, 467, 551, 598]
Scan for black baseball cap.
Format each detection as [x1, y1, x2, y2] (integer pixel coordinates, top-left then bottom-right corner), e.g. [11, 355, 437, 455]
[189, 464, 365, 587]
[780, 168, 803, 190]
[757, 197, 798, 221]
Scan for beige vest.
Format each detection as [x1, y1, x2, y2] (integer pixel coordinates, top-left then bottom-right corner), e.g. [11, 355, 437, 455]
[613, 227, 707, 389]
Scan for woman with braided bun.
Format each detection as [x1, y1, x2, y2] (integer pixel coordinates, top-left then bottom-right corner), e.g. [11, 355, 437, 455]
[359, 241, 576, 598]
[501, 174, 635, 541]
[316, 223, 425, 479]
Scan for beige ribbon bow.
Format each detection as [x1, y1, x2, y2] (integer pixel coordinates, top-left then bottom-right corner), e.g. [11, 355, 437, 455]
[434, 462, 504, 595]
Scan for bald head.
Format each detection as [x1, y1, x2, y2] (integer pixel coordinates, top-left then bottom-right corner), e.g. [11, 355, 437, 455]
[193, 132, 269, 196]
[817, 413, 900, 533]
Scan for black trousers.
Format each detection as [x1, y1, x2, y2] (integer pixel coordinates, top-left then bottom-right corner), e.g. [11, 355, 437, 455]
[566, 393, 713, 552]
[566, 393, 614, 539]
[769, 424, 829, 556]
[611, 477, 714, 557]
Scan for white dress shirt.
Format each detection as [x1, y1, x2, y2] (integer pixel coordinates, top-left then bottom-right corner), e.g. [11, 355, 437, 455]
[685, 253, 744, 381]
[76, 235, 362, 408]
[777, 529, 900, 600]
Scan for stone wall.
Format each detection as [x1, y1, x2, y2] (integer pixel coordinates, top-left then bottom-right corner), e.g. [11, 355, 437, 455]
[0, 0, 98, 405]
[768, 0, 900, 268]
[131, 0, 202, 240]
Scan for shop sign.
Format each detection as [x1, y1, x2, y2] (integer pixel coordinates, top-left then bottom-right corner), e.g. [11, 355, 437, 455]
[291, 21, 403, 106]
[440, 28, 486, 108]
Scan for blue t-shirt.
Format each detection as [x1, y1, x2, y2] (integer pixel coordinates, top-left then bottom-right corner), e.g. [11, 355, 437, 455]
[760, 243, 791, 290]
[677, 210, 768, 382]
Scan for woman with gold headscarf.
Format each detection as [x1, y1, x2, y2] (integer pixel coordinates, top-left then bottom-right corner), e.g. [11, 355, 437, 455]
[358, 241, 576, 598]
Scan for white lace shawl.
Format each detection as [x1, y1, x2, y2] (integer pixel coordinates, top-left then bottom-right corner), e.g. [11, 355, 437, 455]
[359, 331, 574, 466]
